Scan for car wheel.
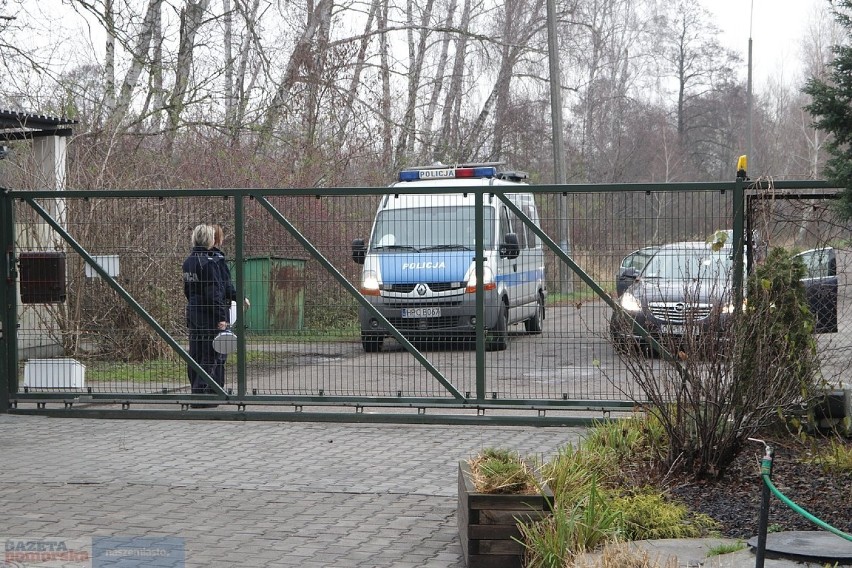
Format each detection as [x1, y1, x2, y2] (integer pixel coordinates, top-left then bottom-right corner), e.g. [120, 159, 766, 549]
[486, 303, 509, 351]
[361, 334, 383, 353]
[524, 293, 544, 334]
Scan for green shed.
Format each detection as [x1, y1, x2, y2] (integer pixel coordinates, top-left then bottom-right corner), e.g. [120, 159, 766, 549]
[231, 256, 306, 332]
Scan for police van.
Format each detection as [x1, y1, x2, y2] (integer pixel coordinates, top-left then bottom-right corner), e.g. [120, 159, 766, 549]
[351, 163, 546, 352]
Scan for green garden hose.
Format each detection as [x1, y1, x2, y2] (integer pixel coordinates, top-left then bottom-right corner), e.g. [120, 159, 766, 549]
[760, 460, 852, 542]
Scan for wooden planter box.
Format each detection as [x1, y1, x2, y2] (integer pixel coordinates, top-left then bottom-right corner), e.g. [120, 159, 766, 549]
[457, 460, 554, 568]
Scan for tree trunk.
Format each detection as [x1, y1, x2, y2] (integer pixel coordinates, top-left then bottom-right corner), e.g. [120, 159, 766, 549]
[165, 0, 211, 154]
[109, 0, 163, 129]
[232, 0, 263, 146]
[379, 0, 393, 169]
[436, 0, 471, 163]
[421, 0, 457, 157]
[338, 0, 381, 138]
[259, 0, 333, 145]
[393, 0, 437, 168]
[303, 0, 333, 147]
[103, 0, 115, 119]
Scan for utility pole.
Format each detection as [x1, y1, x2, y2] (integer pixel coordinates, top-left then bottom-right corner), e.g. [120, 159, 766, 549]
[546, 0, 572, 295]
[747, 0, 754, 176]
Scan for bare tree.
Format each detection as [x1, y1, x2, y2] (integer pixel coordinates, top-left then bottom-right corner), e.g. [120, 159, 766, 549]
[108, 0, 164, 129]
[459, 0, 547, 162]
[650, 0, 740, 157]
[435, 0, 472, 163]
[392, 0, 437, 167]
[259, 0, 334, 145]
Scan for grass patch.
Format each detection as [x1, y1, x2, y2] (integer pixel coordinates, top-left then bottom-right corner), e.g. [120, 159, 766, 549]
[84, 350, 296, 382]
[246, 329, 359, 342]
[706, 540, 746, 556]
[85, 358, 183, 382]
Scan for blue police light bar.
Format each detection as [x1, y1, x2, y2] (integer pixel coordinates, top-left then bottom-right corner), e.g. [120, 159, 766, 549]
[398, 166, 498, 182]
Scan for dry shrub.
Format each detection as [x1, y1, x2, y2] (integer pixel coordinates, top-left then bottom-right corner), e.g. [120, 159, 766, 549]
[468, 448, 538, 494]
[568, 542, 678, 568]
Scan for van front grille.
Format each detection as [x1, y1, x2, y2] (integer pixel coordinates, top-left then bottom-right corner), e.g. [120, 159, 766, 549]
[383, 282, 464, 293]
[384, 299, 462, 308]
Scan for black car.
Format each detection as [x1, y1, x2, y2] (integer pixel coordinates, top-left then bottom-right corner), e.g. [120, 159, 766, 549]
[610, 241, 837, 351]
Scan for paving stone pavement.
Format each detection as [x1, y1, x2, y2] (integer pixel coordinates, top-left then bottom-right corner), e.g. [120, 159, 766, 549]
[0, 414, 585, 567]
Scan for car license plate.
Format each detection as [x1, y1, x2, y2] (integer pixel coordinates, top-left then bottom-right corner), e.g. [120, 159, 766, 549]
[401, 307, 441, 318]
[661, 324, 695, 336]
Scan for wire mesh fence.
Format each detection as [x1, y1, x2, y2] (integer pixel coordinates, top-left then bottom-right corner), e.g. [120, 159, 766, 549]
[3, 181, 849, 418]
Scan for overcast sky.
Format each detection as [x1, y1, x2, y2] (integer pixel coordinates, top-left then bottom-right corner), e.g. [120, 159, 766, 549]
[708, 0, 827, 86]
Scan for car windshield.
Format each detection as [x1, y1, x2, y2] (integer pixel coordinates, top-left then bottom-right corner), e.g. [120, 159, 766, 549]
[642, 248, 732, 281]
[370, 206, 494, 250]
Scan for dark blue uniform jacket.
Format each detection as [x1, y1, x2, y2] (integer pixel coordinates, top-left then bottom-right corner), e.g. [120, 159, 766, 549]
[182, 246, 229, 331]
[211, 247, 237, 304]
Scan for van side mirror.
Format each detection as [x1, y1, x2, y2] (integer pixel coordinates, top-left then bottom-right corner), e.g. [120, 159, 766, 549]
[500, 233, 520, 259]
[351, 238, 367, 265]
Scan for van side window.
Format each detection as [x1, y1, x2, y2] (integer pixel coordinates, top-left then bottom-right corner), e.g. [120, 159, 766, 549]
[522, 204, 538, 248]
[508, 209, 527, 249]
[500, 207, 511, 242]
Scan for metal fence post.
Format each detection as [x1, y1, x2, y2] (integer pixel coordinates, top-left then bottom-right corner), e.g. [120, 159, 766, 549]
[733, 177, 745, 308]
[474, 190, 485, 401]
[755, 442, 774, 568]
[234, 193, 246, 398]
[0, 189, 18, 413]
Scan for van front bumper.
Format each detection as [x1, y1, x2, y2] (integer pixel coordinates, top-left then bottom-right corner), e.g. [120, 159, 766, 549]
[358, 291, 500, 338]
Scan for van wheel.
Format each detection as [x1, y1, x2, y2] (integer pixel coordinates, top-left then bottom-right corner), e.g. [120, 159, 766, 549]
[486, 303, 509, 351]
[525, 293, 545, 334]
[361, 334, 383, 352]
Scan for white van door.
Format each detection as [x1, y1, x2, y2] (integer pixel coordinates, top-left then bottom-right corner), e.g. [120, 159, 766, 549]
[497, 203, 527, 323]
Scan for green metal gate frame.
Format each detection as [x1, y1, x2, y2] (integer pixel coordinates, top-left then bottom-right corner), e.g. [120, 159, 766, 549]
[0, 179, 834, 424]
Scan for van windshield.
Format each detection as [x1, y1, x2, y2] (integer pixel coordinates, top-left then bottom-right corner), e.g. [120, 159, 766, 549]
[370, 206, 494, 251]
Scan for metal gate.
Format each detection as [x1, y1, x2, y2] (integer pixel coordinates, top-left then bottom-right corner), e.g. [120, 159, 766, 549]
[0, 179, 841, 424]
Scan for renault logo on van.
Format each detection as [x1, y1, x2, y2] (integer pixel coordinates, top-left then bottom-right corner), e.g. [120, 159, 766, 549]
[416, 284, 427, 296]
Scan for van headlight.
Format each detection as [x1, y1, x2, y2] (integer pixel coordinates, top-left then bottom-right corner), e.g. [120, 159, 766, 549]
[466, 266, 496, 293]
[619, 291, 642, 312]
[360, 270, 381, 296]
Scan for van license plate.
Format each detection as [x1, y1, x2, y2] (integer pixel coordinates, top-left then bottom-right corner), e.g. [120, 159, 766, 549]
[401, 307, 441, 318]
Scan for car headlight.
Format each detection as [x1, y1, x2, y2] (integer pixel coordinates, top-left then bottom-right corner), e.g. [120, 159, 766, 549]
[360, 270, 381, 296]
[619, 291, 642, 312]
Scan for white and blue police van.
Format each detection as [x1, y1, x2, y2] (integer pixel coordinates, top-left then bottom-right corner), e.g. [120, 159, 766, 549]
[351, 163, 546, 352]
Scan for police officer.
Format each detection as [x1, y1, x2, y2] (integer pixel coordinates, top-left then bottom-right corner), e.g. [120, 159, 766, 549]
[182, 224, 229, 399]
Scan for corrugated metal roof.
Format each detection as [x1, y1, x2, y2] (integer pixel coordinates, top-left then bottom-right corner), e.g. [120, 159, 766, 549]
[0, 109, 77, 137]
